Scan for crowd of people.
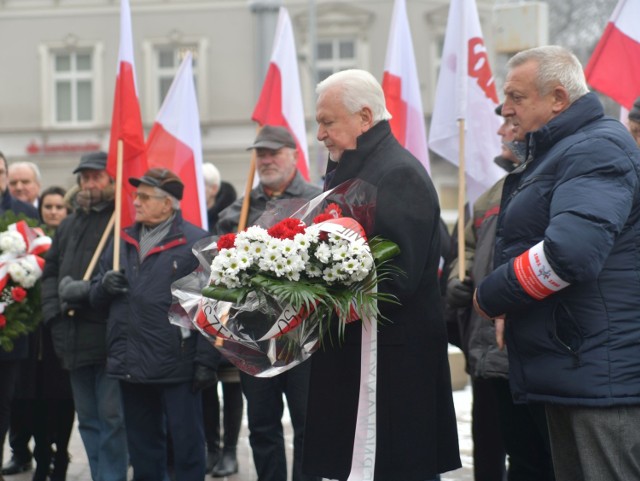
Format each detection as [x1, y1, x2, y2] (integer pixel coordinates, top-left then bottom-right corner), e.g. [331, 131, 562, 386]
[1, 43, 640, 481]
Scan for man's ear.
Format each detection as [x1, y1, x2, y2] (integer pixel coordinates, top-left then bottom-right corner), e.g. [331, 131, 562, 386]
[552, 86, 571, 114]
[360, 106, 374, 131]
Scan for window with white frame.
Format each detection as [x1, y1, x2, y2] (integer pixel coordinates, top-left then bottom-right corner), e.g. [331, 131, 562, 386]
[316, 38, 357, 83]
[153, 44, 198, 109]
[52, 50, 95, 125]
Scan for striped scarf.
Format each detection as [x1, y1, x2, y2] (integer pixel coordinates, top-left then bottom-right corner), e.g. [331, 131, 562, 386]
[138, 213, 176, 261]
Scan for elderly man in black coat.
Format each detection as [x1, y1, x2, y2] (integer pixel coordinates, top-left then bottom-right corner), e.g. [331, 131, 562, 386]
[302, 70, 461, 481]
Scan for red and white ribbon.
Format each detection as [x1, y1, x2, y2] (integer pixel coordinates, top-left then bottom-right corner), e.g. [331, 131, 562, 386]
[513, 241, 570, 300]
[0, 221, 52, 291]
[347, 286, 377, 481]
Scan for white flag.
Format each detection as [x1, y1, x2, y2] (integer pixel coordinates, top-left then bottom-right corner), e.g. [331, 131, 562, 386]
[429, 0, 503, 198]
[146, 52, 207, 230]
[382, 0, 430, 173]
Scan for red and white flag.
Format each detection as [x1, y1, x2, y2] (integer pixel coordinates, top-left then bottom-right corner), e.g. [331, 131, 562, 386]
[585, 0, 640, 109]
[146, 52, 207, 229]
[107, 0, 147, 228]
[252, 7, 310, 181]
[382, 0, 430, 173]
[428, 0, 503, 202]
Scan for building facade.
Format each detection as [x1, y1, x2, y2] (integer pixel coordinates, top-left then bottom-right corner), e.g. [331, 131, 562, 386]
[0, 0, 502, 220]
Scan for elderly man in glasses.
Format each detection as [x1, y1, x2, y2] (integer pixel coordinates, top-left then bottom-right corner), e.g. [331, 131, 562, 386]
[96, 167, 221, 481]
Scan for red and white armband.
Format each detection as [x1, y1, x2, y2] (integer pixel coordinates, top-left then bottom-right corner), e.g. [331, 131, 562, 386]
[513, 241, 570, 300]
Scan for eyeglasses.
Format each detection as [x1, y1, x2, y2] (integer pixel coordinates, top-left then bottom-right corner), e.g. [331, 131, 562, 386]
[130, 191, 167, 202]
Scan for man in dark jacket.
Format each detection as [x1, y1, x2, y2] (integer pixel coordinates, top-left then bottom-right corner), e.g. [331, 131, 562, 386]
[89, 168, 220, 481]
[475, 46, 640, 481]
[41, 151, 128, 481]
[0, 152, 40, 477]
[214, 125, 321, 481]
[303, 69, 460, 481]
[448, 106, 554, 481]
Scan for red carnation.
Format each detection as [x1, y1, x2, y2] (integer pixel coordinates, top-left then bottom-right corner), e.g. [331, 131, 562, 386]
[313, 213, 333, 224]
[268, 218, 306, 240]
[217, 233, 237, 250]
[324, 203, 342, 218]
[11, 287, 27, 303]
[0, 314, 5, 329]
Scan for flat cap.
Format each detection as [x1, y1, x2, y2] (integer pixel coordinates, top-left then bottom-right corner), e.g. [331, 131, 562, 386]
[73, 151, 108, 173]
[247, 125, 296, 151]
[129, 168, 184, 200]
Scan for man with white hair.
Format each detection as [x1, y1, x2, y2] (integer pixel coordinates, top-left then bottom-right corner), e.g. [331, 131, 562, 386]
[8, 161, 41, 207]
[475, 45, 640, 480]
[201, 162, 237, 230]
[303, 69, 461, 481]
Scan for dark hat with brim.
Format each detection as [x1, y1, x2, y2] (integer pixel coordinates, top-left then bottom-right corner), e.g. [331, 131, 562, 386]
[73, 151, 108, 173]
[129, 168, 184, 200]
[629, 96, 640, 123]
[495, 103, 503, 116]
[247, 125, 296, 151]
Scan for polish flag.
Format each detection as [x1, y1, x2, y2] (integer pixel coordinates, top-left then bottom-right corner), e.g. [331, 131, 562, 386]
[107, 0, 147, 228]
[146, 52, 207, 229]
[252, 7, 310, 180]
[585, 0, 640, 109]
[428, 0, 503, 200]
[382, 0, 430, 173]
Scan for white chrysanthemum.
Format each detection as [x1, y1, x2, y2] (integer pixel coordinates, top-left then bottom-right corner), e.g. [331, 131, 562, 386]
[241, 226, 270, 243]
[0, 231, 26, 255]
[314, 243, 332, 264]
[306, 263, 323, 278]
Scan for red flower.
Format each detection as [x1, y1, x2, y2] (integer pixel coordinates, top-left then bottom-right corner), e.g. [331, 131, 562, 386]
[267, 218, 306, 240]
[11, 287, 27, 303]
[217, 233, 237, 250]
[0, 314, 5, 329]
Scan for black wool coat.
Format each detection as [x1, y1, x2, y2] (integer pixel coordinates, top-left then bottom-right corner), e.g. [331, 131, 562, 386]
[302, 121, 461, 481]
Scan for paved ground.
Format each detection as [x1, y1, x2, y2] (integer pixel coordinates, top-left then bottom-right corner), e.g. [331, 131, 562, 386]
[2, 384, 474, 481]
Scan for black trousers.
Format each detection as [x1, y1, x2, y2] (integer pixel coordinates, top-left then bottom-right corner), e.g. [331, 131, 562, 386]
[492, 378, 555, 481]
[241, 361, 320, 481]
[0, 361, 21, 464]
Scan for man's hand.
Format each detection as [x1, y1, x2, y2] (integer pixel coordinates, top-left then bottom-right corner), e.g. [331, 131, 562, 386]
[472, 289, 492, 320]
[446, 276, 474, 308]
[473, 289, 507, 350]
[58, 276, 91, 303]
[101, 270, 129, 296]
[495, 317, 506, 350]
[192, 364, 218, 393]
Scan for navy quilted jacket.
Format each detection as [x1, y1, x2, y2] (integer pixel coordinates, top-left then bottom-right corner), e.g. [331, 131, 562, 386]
[477, 92, 640, 406]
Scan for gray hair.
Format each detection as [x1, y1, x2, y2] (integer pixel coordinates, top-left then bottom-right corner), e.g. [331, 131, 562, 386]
[153, 186, 180, 210]
[507, 46, 589, 103]
[316, 69, 392, 123]
[9, 161, 42, 184]
[201, 162, 221, 188]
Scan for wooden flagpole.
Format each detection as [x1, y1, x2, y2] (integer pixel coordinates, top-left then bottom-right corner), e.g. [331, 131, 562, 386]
[457, 119, 466, 281]
[113, 139, 123, 271]
[237, 125, 262, 232]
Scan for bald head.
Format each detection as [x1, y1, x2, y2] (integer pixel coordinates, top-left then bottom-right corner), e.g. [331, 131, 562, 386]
[9, 162, 41, 205]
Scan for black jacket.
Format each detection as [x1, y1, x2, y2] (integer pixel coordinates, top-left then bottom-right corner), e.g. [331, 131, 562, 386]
[41, 202, 114, 369]
[303, 121, 461, 480]
[91, 212, 220, 383]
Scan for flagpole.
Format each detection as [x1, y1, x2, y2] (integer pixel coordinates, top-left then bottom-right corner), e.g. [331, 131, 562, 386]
[457, 120, 466, 281]
[238, 126, 262, 232]
[114, 139, 123, 271]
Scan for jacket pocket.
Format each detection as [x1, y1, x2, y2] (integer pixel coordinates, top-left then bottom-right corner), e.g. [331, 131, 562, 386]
[548, 302, 583, 363]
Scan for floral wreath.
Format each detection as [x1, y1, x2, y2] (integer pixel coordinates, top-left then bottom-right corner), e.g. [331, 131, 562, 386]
[0, 211, 52, 352]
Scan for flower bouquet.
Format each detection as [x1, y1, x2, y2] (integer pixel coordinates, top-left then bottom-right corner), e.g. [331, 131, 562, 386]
[170, 179, 400, 376]
[0, 212, 52, 352]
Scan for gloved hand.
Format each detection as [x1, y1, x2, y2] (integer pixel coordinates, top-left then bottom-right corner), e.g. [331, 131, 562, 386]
[446, 276, 474, 308]
[192, 364, 218, 393]
[58, 275, 91, 303]
[101, 270, 129, 296]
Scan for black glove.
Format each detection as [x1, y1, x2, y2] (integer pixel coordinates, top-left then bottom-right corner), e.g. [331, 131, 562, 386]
[101, 270, 129, 296]
[58, 275, 91, 303]
[192, 364, 218, 393]
[446, 276, 474, 308]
